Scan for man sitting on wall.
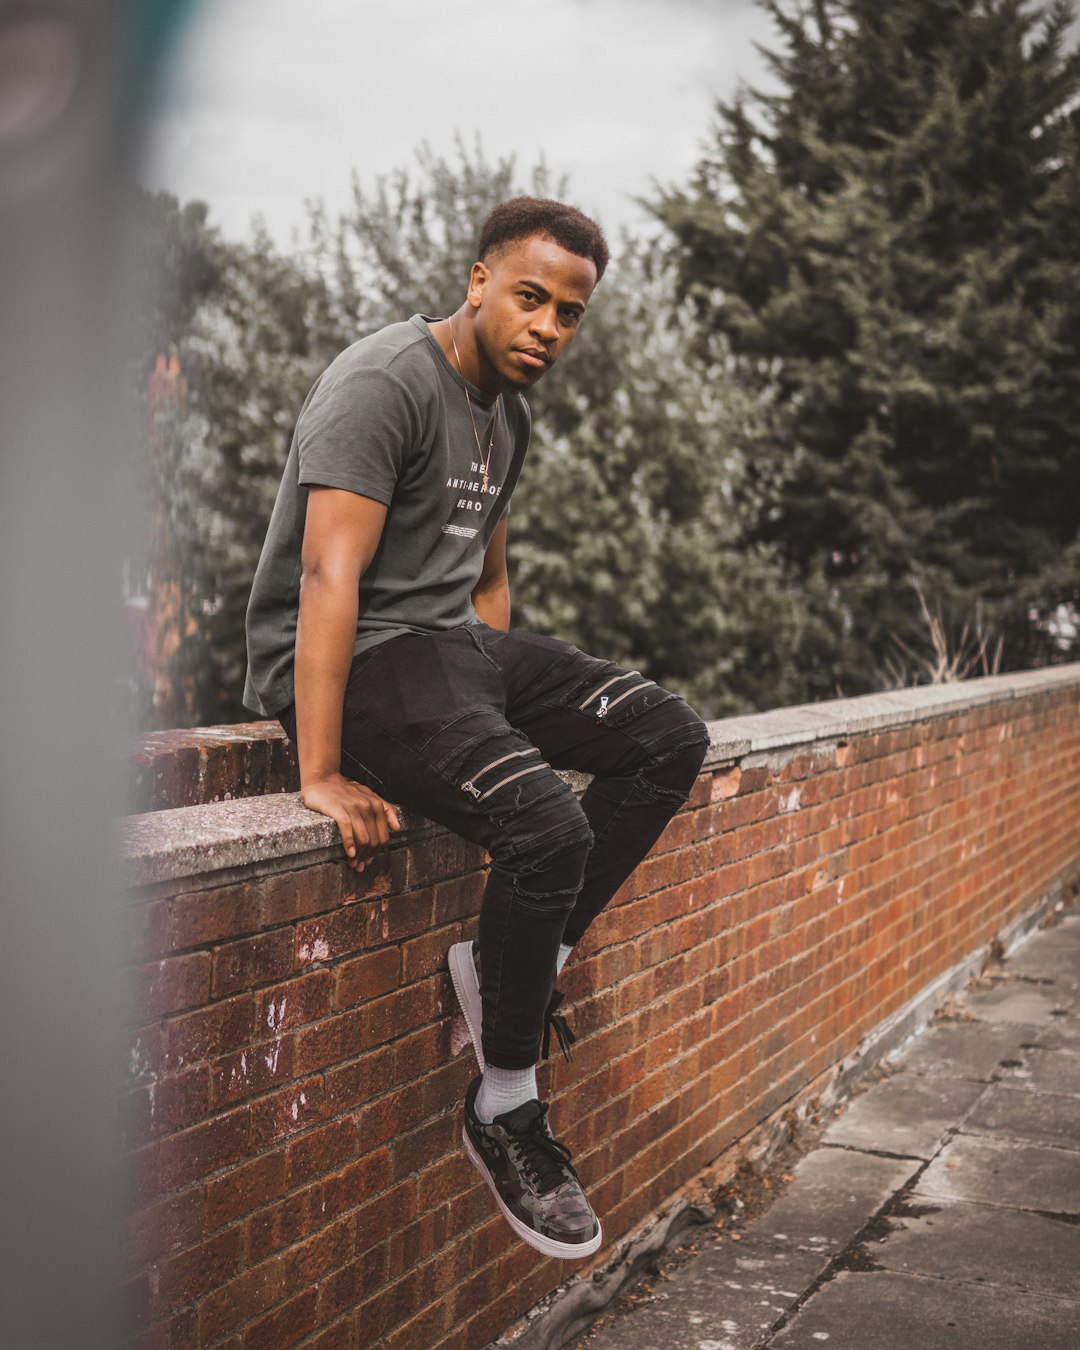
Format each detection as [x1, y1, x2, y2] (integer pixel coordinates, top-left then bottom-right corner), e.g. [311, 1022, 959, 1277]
[243, 197, 710, 1260]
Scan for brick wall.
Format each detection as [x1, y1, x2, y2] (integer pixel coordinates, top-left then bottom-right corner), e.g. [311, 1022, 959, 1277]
[120, 667, 1080, 1350]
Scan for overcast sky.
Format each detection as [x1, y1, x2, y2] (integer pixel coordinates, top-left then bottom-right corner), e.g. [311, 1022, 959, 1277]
[141, 0, 776, 247]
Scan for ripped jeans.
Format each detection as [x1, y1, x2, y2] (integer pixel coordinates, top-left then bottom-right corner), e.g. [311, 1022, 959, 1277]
[280, 624, 709, 1070]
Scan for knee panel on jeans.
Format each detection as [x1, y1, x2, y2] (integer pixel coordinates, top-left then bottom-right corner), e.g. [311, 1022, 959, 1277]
[636, 700, 711, 800]
[442, 720, 593, 900]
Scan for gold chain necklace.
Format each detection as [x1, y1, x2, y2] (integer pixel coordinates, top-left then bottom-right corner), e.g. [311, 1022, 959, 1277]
[448, 317, 499, 493]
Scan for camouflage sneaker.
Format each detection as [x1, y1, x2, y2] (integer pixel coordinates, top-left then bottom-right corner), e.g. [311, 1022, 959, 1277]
[448, 940, 578, 1073]
[463, 1075, 602, 1259]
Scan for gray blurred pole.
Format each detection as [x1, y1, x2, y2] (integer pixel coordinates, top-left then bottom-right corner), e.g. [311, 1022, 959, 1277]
[0, 3, 131, 1346]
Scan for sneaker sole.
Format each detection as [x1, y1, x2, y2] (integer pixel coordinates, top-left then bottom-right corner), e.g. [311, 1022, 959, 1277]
[463, 1127, 603, 1261]
[448, 941, 485, 1073]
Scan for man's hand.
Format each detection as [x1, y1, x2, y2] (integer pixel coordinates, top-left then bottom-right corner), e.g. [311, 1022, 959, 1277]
[300, 771, 402, 873]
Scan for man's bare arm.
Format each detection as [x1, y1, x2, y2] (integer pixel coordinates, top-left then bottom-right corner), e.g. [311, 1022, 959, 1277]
[471, 518, 510, 630]
[295, 487, 400, 871]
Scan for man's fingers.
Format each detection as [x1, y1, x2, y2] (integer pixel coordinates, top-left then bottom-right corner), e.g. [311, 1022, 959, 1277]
[333, 812, 358, 859]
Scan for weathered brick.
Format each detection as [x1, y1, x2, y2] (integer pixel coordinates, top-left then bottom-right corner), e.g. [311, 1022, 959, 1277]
[249, 1077, 325, 1149]
[334, 946, 400, 1011]
[287, 1115, 357, 1186]
[260, 863, 343, 926]
[151, 1227, 243, 1315]
[205, 1149, 287, 1231]
[196, 1256, 284, 1345]
[281, 1214, 354, 1285]
[158, 1106, 251, 1190]
[135, 952, 211, 1019]
[170, 881, 260, 951]
[164, 994, 255, 1071]
[212, 929, 294, 998]
[123, 1064, 211, 1142]
[210, 1038, 295, 1109]
[243, 1287, 319, 1350]
[122, 1187, 204, 1273]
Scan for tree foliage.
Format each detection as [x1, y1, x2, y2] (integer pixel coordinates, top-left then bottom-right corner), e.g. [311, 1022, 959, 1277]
[657, 0, 1080, 696]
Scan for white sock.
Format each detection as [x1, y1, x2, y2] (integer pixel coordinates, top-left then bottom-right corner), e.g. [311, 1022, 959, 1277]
[556, 943, 573, 974]
[476, 1065, 538, 1122]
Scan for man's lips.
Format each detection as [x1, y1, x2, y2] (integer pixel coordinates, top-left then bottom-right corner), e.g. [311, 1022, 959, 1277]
[514, 348, 551, 369]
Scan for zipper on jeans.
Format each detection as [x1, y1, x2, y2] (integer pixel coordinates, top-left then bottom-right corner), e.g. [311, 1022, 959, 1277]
[600, 680, 657, 718]
[461, 747, 544, 800]
[579, 671, 642, 714]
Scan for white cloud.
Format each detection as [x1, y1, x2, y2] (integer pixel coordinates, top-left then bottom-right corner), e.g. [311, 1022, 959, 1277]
[141, 0, 774, 243]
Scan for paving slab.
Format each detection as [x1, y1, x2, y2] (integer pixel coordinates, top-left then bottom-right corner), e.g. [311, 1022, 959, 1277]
[1011, 1045, 1080, 1096]
[963, 983, 1068, 1025]
[581, 1148, 918, 1350]
[821, 1075, 986, 1158]
[915, 1133, 1080, 1213]
[874, 1197, 1080, 1300]
[964, 1081, 1080, 1150]
[769, 1269, 1080, 1350]
[895, 1019, 1045, 1081]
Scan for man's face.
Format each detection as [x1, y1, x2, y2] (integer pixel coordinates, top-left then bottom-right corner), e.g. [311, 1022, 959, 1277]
[468, 234, 598, 392]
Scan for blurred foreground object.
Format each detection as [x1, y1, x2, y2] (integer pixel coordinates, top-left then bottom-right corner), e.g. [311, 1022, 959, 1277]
[0, 1, 188, 1344]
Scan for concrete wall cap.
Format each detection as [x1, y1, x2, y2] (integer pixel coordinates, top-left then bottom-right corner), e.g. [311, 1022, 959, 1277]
[122, 662, 1080, 885]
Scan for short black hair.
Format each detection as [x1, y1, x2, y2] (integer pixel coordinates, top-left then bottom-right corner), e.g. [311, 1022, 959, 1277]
[478, 197, 609, 282]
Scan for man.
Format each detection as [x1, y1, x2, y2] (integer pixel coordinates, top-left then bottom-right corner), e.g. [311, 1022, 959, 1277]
[244, 198, 710, 1260]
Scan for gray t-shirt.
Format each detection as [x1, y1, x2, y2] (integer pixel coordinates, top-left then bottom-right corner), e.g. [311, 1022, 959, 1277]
[243, 315, 530, 716]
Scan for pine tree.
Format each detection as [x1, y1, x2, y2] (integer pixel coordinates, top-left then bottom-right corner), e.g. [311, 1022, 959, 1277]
[658, 0, 1080, 695]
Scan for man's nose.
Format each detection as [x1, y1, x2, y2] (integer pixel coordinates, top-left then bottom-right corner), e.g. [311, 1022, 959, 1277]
[529, 305, 559, 342]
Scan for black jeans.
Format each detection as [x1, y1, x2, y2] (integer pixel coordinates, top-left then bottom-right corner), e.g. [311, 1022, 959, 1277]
[281, 624, 709, 1069]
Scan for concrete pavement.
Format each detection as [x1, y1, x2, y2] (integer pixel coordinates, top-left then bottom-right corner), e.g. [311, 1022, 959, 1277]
[575, 910, 1080, 1350]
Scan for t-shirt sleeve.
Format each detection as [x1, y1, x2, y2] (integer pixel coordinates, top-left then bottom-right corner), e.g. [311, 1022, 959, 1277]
[297, 365, 420, 505]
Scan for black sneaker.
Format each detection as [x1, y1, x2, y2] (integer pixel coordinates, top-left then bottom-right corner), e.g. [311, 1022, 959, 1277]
[463, 1076, 602, 1259]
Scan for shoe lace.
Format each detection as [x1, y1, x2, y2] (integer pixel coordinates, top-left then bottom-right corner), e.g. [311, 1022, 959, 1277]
[542, 990, 576, 1063]
[510, 1104, 577, 1194]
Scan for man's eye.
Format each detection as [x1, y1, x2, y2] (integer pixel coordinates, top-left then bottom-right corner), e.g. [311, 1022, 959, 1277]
[560, 309, 581, 325]
[519, 290, 538, 303]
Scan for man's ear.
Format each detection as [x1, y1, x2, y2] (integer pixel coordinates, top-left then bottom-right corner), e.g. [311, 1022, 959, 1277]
[467, 260, 491, 310]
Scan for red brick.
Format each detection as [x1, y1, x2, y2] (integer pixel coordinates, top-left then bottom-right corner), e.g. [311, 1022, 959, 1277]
[318, 1243, 388, 1324]
[196, 1256, 285, 1345]
[363, 888, 436, 945]
[246, 1182, 324, 1262]
[212, 929, 294, 998]
[354, 1180, 415, 1254]
[243, 1287, 319, 1350]
[303, 1316, 358, 1350]
[158, 1106, 251, 1190]
[260, 862, 343, 925]
[164, 994, 255, 1070]
[135, 952, 211, 1019]
[431, 871, 485, 925]
[400, 924, 460, 984]
[321, 1043, 394, 1116]
[205, 1149, 287, 1230]
[255, 970, 333, 1034]
[297, 907, 370, 966]
[151, 1227, 243, 1315]
[211, 1037, 295, 1108]
[334, 947, 400, 1010]
[249, 1077, 325, 1148]
[287, 1115, 357, 1186]
[122, 1187, 204, 1273]
[322, 1150, 392, 1221]
[169, 881, 260, 951]
[123, 1065, 211, 1142]
[281, 1214, 354, 1285]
